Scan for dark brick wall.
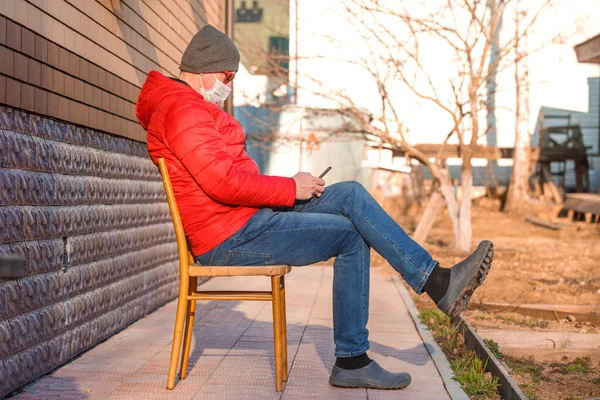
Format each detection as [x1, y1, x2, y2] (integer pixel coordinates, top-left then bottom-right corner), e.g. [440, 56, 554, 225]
[0, 106, 181, 396]
[0, 1, 224, 394]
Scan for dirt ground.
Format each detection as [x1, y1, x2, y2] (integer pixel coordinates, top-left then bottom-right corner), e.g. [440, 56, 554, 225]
[370, 191, 600, 399]
[371, 192, 600, 314]
[504, 355, 600, 400]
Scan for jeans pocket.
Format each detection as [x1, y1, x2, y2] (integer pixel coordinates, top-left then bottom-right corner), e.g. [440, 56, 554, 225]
[223, 250, 271, 266]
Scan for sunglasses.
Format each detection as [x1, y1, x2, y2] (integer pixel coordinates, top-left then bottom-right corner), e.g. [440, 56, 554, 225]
[222, 71, 235, 84]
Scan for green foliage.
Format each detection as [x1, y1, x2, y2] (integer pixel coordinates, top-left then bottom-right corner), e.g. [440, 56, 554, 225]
[418, 309, 460, 352]
[506, 356, 543, 380]
[494, 314, 540, 328]
[550, 357, 592, 374]
[519, 382, 541, 399]
[524, 390, 539, 400]
[419, 309, 450, 327]
[451, 356, 499, 397]
[419, 309, 499, 398]
[483, 338, 503, 359]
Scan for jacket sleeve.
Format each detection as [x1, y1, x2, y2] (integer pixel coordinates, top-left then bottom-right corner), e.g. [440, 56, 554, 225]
[164, 98, 296, 207]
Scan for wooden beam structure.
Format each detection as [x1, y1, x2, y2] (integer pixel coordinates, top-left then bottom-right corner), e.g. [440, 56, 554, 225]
[368, 143, 540, 161]
[563, 193, 600, 215]
[574, 33, 600, 64]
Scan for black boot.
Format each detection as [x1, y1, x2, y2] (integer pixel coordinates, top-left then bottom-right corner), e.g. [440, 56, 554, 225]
[435, 241, 494, 317]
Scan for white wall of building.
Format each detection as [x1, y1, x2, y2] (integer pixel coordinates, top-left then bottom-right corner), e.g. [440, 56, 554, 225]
[266, 138, 370, 185]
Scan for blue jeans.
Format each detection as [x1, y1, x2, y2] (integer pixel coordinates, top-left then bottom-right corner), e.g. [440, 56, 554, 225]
[196, 181, 437, 357]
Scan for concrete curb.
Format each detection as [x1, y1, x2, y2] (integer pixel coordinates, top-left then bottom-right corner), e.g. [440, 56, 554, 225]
[392, 276, 470, 400]
[452, 316, 527, 400]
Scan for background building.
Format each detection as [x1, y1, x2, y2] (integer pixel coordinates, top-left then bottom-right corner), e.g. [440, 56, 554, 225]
[234, 0, 600, 190]
[233, 0, 371, 185]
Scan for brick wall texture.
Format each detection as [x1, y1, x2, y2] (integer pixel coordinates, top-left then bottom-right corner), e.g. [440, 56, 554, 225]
[0, 0, 223, 141]
[0, 0, 223, 395]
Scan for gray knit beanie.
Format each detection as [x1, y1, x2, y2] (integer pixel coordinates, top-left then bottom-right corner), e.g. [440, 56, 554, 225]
[180, 25, 240, 73]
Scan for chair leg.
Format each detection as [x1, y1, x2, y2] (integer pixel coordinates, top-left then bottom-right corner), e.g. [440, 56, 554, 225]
[167, 280, 189, 390]
[180, 277, 198, 380]
[271, 276, 283, 392]
[280, 276, 288, 382]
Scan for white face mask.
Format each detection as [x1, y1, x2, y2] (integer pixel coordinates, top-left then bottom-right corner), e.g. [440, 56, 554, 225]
[200, 74, 232, 104]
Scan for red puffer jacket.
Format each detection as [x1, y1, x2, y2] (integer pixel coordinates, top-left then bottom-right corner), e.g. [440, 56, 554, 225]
[136, 71, 296, 256]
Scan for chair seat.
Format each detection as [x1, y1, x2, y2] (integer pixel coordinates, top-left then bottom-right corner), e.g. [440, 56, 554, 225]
[189, 264, 292, 277]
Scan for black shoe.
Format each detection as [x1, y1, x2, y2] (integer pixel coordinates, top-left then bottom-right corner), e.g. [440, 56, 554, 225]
[436, 240, 494, 317]
[329, 360, 411, 390]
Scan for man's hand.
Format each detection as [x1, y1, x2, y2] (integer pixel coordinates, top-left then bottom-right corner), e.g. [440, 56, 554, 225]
[293, 172, 325, 200]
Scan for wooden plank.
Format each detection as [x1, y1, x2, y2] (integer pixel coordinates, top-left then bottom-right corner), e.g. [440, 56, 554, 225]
[188, 291, 273, 301]
[366, 143, 544, 161]
[367, 143, 516, 160]
[413, 190, 444, 245]
[468, 302, 600, 324]
[574, 33, 600, 64]
[413, 144, 506, 159]
[536, 147, 587, 162]
[497, 348, 600, 363]
[189, 265, 292, 277]
[361, 160, 412, 173]
[525, 217, 568, 230]
[564, 193, 600, 215]
[540, 165, 563, 204]
[567, 193, 600, 201]
[475, 329, 600, 349]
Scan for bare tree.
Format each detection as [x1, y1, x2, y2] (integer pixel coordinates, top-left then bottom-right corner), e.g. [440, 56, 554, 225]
[292, 0, 554, 251]
[233, 0, 557, 250]
[503, 0, 532, 212]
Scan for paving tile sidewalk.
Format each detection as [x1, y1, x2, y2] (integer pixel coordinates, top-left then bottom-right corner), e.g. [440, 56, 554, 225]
[15, 266, 458, 399]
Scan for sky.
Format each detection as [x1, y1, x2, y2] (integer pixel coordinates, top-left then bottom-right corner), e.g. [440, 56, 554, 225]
[236, 0, 600, 149]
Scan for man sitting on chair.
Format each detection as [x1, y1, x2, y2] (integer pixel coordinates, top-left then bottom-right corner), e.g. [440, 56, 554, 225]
[136, 24, 494, 390]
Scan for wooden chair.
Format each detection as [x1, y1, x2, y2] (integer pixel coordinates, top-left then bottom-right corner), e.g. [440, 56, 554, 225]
[157, 158, 291, 392]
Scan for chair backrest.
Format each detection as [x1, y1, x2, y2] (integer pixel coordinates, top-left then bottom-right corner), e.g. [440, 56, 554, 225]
[157, 158, 195, 269]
